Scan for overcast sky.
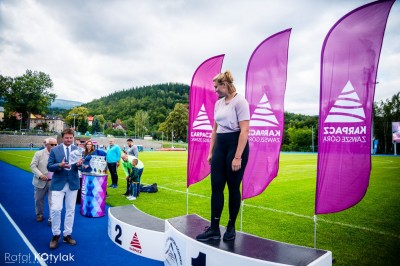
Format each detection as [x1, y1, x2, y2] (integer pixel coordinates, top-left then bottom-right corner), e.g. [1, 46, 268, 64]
[0, 0, 399, 115]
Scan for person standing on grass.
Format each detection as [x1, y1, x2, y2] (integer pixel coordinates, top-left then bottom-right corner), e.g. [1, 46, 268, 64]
[106, 138, 121, 188]
[196, 71, 250, 242]
[47, 128, 83, 250]
[30, 137, 57, 226]
[126, 138, 139, 157]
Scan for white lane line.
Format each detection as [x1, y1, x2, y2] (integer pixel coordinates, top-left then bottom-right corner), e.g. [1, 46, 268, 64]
[0, 203, 47, 266]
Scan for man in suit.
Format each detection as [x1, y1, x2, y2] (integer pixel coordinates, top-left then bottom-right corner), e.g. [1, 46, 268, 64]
[47, 128, 83, 250]
[30, 137, 58, 225]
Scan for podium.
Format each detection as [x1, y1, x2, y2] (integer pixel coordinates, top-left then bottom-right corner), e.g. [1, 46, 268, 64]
[108, 205, 332, 265]
[165, 215, 332, 266]
[81, 173, 108, 217]
[108, 205, 165, 261]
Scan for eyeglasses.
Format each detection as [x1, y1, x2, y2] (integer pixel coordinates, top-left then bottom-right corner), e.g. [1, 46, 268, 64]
[50, 144, 58, 146]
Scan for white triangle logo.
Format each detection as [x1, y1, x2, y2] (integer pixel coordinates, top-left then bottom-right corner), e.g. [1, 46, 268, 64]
[325, 81, 366, 123]
[250, 94, 279, 127]
[192, 104, 213, 130]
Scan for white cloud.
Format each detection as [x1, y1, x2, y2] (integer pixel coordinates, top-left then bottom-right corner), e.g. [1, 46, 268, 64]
[0, 0, 398, 115]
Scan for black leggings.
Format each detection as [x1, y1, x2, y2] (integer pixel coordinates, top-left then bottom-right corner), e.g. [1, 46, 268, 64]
[210, 131, 249, 229]
[107, 162, 118, 185]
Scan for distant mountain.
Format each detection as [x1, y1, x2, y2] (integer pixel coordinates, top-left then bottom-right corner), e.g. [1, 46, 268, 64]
[50, 99, 84, 110]
[0, 98, 83, 110]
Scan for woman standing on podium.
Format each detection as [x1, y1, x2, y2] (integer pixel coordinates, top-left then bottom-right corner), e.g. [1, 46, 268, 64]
[196, 70, 250, 242]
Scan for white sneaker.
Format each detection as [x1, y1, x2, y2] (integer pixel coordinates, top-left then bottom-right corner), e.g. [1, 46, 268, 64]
[129, 197, 136, 201]
[126, 196, 133, 200]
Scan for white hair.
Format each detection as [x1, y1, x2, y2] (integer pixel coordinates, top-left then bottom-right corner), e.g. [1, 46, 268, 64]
[44, 137, 57, 144]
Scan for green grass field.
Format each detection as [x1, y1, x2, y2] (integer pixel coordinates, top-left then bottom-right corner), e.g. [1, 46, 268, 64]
[1, 150, 399, 265]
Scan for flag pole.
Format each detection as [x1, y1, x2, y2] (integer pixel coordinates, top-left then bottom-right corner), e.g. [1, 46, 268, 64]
[314, 214, 317, 248]
[240, 200, 244, 231]
[186, 188, 189, 215]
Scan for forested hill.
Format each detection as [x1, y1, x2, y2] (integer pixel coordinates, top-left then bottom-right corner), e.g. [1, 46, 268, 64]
[82, 83, 189, 126]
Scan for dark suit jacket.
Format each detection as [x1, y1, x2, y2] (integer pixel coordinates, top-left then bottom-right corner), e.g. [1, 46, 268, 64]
[47, 144, 80, 191]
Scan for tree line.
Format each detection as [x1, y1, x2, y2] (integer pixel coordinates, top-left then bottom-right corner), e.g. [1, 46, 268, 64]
[1, 70, 398, 153]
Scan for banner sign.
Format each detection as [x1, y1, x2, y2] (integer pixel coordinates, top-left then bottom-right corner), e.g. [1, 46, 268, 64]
[316, 0, 395, 214]
[392, 122, 400, 143]
[187, 55, 224, 187]
[242, 29, 291, 199]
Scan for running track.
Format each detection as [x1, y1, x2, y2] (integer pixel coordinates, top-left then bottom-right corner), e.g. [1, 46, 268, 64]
[0, 161, 162, 265]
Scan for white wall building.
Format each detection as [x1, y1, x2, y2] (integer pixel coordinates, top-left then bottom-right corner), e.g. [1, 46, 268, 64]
[29, 114, 66, 133]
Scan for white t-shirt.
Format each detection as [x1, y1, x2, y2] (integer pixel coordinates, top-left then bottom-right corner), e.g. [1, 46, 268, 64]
[214, 93, 250, 133]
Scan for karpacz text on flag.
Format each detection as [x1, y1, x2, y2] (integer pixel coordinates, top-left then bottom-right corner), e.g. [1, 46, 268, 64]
[248, 136, 281, 143]
[248, 129, 281, 143]
[322, 126, 367, 143]
[191, 132, 212, 138]
[323, 126, 366, 135]
[190, 131, 211, 143]
[322, 135, 366, 143]
[249, 129, 281, 137]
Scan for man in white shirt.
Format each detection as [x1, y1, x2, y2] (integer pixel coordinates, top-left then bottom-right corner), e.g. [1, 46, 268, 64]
[47, 128, 83, 250]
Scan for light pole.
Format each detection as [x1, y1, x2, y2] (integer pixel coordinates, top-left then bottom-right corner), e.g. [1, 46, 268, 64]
[71, 114, 77, 136]
[312, 126, 315, 153]
[171, 130, 174, 148]
[19, 113, 22, 132]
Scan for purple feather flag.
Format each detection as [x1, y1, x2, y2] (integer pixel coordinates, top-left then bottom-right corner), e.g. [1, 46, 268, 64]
[242, 29, 291, 199]
[187, 55, 224, 187]
[316, 0, 394, 214]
